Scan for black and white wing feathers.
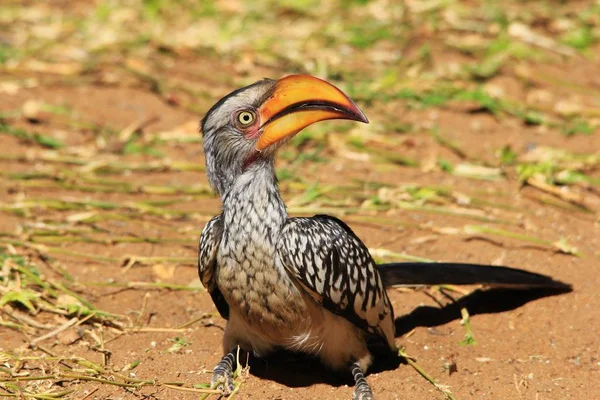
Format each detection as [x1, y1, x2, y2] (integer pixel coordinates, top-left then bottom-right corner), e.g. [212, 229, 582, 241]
[278, 215, 395, 348]
[198, 214, 229, 319]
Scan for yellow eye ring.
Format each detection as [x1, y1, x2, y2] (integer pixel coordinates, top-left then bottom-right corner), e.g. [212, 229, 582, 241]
[237, 111, 255, 126]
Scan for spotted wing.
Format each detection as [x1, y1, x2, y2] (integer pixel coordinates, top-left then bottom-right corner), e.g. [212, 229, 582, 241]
[278, 215, 395, 347]
[198, 214, 229, 319]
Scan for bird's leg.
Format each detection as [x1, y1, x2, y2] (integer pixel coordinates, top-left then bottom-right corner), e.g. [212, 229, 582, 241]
[351, 361, 374, 400]
[211, 349, 238, 394]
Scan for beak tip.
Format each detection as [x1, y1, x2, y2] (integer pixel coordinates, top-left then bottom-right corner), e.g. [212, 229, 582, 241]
[352, 105, 369, 124]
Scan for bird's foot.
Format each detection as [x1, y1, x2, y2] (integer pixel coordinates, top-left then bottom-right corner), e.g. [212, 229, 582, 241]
[211, 351, 236, 395]
[210, 370, 234, 395]
[351, 361, 374, 400]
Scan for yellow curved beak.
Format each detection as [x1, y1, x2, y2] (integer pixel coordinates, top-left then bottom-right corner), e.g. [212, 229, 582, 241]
[256, 75, 368, 151]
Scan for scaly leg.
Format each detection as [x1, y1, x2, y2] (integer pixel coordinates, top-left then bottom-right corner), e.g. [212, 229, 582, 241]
[351, 361, 374, 400]
[211, 349, 237, 394]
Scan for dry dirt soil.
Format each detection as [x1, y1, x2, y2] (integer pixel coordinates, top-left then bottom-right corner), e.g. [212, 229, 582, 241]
[1, 1, 599, 400]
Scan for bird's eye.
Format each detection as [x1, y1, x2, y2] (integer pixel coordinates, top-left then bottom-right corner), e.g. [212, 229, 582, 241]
[237, 111, 255, 126]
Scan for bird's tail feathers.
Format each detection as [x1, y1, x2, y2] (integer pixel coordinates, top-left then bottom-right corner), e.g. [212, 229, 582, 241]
[377, 262, 571, 290]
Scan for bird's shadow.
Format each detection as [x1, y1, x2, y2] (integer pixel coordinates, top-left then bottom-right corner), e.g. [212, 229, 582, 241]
[248, 347, 404, 388]
[394, 286, 571, 336]
[248, 286, 571, 388]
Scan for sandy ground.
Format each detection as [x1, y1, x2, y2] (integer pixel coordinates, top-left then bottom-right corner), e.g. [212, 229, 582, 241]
[1, 1, 599, 399]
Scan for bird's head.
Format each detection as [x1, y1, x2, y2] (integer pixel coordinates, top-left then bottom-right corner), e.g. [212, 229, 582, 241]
[200, 75, 368, 195]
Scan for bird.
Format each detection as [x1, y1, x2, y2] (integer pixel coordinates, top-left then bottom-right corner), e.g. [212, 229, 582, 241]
[198, 75, 569, 399]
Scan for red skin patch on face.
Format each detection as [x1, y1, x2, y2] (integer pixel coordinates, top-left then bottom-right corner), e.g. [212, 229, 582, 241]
[237, 114, 261, 140]
[243, 124, 261, 140]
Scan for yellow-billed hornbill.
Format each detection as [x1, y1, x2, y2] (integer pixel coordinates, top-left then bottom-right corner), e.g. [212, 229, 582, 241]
[198, 75, 568, 399]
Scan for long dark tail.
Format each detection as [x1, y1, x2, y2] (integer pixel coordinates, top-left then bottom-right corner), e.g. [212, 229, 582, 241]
[378, 262, 571, 290]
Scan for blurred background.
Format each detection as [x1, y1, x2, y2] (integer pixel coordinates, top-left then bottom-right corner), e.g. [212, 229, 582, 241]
[2, 1, 600, 177]
[1, 1, 599, 399]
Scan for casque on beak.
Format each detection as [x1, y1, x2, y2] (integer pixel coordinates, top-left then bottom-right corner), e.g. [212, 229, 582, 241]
[256, 75, 368, 151]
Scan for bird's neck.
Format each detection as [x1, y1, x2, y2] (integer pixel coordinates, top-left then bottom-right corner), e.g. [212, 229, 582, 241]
[221, 158, 287, 233]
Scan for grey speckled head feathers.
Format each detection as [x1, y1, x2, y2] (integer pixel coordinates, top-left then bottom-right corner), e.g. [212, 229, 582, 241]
[200, 78, 276, 196]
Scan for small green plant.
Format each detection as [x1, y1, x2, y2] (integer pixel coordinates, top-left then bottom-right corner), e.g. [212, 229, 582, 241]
[0, 122, 64, 149]
[562, 119, 595, 136]
[458, 307, 476, 346]
[437, 159, 453, 172]
[167, 337, 190, 353]
[561, 25, 595, 50]
[0, 43, 17, 64]
[497, 145, 518, 165]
